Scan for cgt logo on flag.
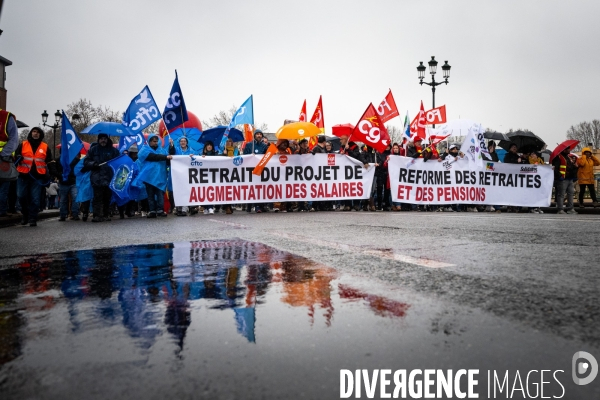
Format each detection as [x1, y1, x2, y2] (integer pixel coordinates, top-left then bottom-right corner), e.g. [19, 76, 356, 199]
[328, 154, 336, 166]
[279, 155, 288, 164]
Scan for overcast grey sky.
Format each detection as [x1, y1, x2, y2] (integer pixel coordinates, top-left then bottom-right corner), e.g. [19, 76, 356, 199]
[1, 0, 599, 147]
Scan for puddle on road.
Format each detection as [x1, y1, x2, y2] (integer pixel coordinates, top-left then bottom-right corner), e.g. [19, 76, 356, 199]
[0, 240, 595, 399]
[0, 240, 410, 364]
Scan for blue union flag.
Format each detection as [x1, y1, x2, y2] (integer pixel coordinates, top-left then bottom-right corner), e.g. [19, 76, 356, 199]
[162, 70, 188, 131]
[107, 154, 136, 201]
[122, 85, 161, 133]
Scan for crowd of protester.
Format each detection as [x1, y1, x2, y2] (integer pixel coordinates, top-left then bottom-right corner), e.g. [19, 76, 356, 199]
[1, 109, 599, 226]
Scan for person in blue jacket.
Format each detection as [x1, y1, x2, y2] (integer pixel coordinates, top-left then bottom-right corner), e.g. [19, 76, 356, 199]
[135, 134, 172, 218]
[74, 157, 93, 221]
[168, 136, 195, 216]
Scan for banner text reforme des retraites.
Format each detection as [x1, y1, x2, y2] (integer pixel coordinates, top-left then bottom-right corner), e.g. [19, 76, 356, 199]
[388, 156, 553, 207]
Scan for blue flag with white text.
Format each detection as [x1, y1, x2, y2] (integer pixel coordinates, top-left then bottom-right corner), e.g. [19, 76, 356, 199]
[220, 95, 254, 152]
[60, 111, 83, 182]
[118, 133, 146, 153]
[122, 85, 162, 134]
[163, 70, 188, 131]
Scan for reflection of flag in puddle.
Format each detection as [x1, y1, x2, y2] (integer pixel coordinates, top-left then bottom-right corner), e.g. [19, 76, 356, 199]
[338, 284, 410, 318]
[233, 307, 256, 343]
[279, 258, 337, 326]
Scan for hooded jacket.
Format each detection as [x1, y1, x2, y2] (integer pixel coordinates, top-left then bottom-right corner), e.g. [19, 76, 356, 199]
[577, 148, 600, 184]
[135, 133, 169, 190]
[243, 137, 268, 155]
[74, 157, 93, 203]
[169, 137, 195, 156]
[15, 129, 55, 180]
[84, 136, 120, 187]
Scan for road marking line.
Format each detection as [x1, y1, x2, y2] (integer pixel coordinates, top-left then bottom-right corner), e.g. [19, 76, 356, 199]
[208, 219, 248, 229]
[269, 231, 454, 268]
[388, 214, 600, 222]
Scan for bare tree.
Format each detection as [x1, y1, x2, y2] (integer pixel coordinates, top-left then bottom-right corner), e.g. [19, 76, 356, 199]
[202, 106, 269, 133]
[202, 106, 238, 129]
[19, 128, 29, 142]
[385, 125, 403, 145]
[566, 120, 600, 150]
[96, 105, 122, 123]
[145, 121, 160, 134]
[64, 98, 123, 143]
[66, 98, 97, 133]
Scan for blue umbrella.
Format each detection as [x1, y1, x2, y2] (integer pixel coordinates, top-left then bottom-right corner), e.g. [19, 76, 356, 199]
[168, 127, 204, 153]
[198, 125, 244, 145]
[81, 122, 136, 137]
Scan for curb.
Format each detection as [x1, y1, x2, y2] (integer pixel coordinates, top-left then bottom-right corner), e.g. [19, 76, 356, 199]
[0, 210, 61, 228]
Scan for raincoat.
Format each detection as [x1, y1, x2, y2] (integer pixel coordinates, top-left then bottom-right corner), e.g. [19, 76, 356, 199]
[135, 134, 169, 191]
[576, 148, 600, 184]
[74, 158, 93, 203]
[134, 159, 148, 200]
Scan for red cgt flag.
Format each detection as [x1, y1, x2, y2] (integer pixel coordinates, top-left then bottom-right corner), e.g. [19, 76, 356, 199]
[309, 96, 324, 148]
[310, 96, 324, 132]
[410, 101, 427, 140]
[351, 103, 391, 153]
[376, 89, 399, 123]
[409, 104, 447, 132]
[299, 100, 307, 122]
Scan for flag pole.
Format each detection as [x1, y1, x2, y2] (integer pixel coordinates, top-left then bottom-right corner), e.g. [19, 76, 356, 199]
[251, 95, 255, 155]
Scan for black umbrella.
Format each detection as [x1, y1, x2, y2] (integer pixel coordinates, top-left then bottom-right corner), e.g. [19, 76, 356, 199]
[498, 130, 545, 151]
[16, 120, 28, 128]
[483, 131, 509, 141]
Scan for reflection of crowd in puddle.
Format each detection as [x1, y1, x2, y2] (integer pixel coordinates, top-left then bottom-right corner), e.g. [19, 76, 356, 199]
[0, 240, 411, 365]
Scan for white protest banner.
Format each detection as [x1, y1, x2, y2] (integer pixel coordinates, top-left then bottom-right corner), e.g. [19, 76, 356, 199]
[388, 156, 553, 207]
[171, 154, 375, 206]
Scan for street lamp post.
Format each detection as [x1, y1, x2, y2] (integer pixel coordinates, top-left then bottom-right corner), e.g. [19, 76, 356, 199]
[417, 57, 451, 128]
[41, 110, 61, 156]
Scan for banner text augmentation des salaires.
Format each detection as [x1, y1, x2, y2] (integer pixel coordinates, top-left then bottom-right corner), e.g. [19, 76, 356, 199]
[171, 154, 376, 206]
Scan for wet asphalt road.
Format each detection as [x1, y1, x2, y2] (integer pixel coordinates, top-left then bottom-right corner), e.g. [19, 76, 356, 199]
[1, 210, 599, 399]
